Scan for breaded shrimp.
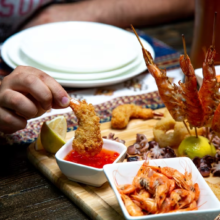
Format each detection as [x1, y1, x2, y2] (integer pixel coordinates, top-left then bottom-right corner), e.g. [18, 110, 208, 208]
[111, 104, 162, 129]
[70, 99, 103, 156]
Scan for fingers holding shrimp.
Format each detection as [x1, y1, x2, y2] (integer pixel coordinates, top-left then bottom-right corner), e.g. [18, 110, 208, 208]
[0, 107, 27, 134]
[0, 90, 38, 119]
[70, 99, 103, 156]
[1, 66, 70, 109]
[0, 66, 70, 133]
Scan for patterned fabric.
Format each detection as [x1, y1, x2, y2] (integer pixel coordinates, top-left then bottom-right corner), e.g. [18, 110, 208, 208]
[0, 30, 180, 144]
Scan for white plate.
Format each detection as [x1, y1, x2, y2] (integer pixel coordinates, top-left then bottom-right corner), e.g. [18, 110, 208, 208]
[2, 27, 155, 87]
[2, 29, 154, 81]
[3, 45, 147, 87]
[5, 31, 152, 80]
[104, 158, 220, 220]
[20, 22, 140, 73]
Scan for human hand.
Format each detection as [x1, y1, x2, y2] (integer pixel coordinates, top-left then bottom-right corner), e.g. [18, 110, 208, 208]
[0, 66, 70, 133]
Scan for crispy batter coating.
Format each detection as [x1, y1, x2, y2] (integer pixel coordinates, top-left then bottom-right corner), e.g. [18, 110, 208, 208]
[70, 99, 103, 156]
[153, 110, 203, 148]
[111, 104, 154, 129]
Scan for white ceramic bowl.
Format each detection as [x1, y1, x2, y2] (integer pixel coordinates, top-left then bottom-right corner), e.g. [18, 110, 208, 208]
[195, 65, 220, 87]
[103, 157, 220, 220]
[55, 137, 127, 187]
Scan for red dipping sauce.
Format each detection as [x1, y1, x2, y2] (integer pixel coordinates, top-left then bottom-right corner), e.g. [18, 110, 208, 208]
[64, 148, 120, 169]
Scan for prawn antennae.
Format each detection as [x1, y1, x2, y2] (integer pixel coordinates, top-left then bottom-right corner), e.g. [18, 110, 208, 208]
[197, 201, 207, 209]
[212, 12, 217, 48]
[182, 34, 187, 59]
[131, 24, 153, 64]
[113, 170, 119, 186]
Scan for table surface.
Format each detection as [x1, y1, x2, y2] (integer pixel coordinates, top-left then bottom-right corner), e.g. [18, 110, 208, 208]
[0, 19, 194, 220]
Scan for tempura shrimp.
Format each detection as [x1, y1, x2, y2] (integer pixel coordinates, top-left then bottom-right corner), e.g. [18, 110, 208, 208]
[69, 99, 103, 156]
[111, 104, 162, 129]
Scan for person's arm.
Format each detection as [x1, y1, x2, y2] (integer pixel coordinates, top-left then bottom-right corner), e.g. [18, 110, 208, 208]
[22, 0, 195, 29]
[0, 66, 70, 133]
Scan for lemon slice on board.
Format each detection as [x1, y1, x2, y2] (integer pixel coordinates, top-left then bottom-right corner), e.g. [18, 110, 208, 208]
[35, 116, 67, 154]
[178, 135, 216, 159]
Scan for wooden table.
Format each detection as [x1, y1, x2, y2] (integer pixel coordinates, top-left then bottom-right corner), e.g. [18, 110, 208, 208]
[0, 19, 194, 220]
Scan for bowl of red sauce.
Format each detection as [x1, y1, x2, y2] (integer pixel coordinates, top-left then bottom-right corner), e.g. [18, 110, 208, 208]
[55, 137, 127, 187]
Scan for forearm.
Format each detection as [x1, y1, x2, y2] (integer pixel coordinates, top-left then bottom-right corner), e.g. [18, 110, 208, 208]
[64, 0, 195, 28]
[22, 0, 195, 30]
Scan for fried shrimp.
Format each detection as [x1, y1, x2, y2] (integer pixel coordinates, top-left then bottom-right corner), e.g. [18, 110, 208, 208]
[69, 99, 103, 156]
[111, 104, 162, 129]
[153, 110, 203, 148]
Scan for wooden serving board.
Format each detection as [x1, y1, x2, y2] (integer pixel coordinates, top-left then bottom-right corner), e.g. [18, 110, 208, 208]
[27, 108, 220, 220]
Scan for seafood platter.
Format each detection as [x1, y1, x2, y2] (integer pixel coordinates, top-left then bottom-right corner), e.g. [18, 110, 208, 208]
[28, 21, 220, 220]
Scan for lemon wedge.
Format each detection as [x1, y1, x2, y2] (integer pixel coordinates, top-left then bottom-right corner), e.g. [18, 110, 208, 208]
[35, 116, 67, 154]
[35, 134, 44, 150]
[178, 135, 216, 159]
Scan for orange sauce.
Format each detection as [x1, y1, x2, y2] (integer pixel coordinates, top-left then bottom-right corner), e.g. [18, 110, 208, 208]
[64, 148, 120, 169]
[216, 75, 220, 82]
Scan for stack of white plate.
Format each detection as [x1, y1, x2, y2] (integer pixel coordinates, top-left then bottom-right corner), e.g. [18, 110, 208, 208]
[1, 21, 155, 88]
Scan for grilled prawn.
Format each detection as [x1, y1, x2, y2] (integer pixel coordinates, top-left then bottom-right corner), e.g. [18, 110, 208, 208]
[142, 48, 186, 122]
[179, 54, 204, 128]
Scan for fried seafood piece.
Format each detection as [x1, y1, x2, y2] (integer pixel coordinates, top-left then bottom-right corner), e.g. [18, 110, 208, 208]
[111, 104, 162, 129]
[153, 110, 203, 148]
[70, 99, 103, 156]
